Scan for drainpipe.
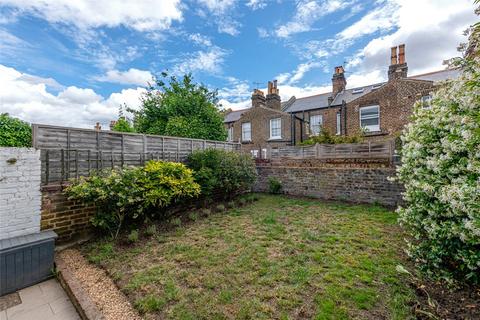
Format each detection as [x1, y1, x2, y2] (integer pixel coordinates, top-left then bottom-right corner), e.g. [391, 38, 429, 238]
[342, 100, 347, 136]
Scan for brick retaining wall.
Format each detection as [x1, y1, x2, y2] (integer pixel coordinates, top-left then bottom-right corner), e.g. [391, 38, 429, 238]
[254, 159, 403, 207]
[41, 184, 96, 242]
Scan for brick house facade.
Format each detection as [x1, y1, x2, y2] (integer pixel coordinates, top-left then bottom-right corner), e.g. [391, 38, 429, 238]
[224, 44, 460, 152]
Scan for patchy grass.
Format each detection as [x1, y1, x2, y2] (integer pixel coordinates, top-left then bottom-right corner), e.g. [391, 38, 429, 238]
[83, 195, 414, 319]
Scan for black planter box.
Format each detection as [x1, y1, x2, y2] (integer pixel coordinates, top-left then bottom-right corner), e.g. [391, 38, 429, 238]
[0, 230, 57, 296]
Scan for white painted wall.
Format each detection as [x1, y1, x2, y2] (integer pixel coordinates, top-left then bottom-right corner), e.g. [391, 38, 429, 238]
[0, 148, 41, 240]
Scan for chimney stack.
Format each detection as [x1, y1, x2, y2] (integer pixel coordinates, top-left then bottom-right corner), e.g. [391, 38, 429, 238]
[388, 44, 408, 81]
[266, 80, 281, 110]
[332, 66, 346, 96]
[251, 88, 266, 108]
[94, 122, 101, 131]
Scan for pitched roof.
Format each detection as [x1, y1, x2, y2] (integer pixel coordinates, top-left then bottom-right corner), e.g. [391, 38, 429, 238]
[224, 108, 249, 123]
[408, 68, 461, 82]
[224, 68, 461, 122]
[283, 68, 460, 113]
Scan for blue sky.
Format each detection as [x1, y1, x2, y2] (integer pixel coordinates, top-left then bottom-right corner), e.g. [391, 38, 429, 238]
[0, 0, 477, 128]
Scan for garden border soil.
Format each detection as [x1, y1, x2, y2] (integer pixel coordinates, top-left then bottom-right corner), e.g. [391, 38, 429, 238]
[55, 249, 140, 320]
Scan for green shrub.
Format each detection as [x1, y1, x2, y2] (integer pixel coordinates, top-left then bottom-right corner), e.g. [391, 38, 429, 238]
[215, 204, 226, 212]
[0, 113, 32, 147]
[127, 230, 139, 243]
[299, 127, 363, 146]
[227, 201, 235, 208]
[145, 225, 157, 237]
[65, 161, 200, 238]
[268, 177, 283, 194]
[238, 198, 247, 206]
[186, 149, 257, 200]
[188, 212, 198, 221]
[396, 33, 480, 284]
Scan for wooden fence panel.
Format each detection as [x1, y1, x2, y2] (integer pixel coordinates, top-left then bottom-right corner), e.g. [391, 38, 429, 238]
[33, 124, 240, 184]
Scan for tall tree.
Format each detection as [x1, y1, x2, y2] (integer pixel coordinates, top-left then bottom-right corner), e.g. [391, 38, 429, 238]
[130, 73, 227, 141]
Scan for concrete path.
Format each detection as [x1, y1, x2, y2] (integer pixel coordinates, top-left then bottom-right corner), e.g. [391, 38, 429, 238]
[1, 279, 80, 320]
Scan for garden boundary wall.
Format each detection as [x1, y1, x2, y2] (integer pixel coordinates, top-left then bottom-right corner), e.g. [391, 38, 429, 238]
[0, 148, 42, 240]
[254, 159, 403, 207]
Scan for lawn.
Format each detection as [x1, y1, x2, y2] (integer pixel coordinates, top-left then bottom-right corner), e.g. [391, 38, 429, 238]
[83, 195, 414, 319]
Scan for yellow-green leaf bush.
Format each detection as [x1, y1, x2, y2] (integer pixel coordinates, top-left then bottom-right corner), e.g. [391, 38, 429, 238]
[396, 31, 480, 283]
[65, 161, 200, 237]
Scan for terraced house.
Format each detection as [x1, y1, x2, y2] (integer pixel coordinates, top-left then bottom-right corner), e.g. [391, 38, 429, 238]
[224, 44, 460, 155]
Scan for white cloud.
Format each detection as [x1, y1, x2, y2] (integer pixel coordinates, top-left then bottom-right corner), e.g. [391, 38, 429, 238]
[197, 0, 241, 36]
[95, 68, 153, 86]
[257, 27, 268, 38]
[188, 33, 212, 47]
[347, 0, 477, 78]
[0, 64, 146, 128]
[0, 0, 183, 31]
[174, 47, 228, 75]
[246, 0, 267, 10]
[277, 0, 349, 38]
[276, 61, 323, 85]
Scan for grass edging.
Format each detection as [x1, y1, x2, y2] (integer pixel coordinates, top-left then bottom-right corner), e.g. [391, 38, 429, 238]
[55, 253, 104, 320]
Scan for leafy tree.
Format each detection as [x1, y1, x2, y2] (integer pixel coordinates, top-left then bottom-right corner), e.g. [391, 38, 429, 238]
[396, 15, 480, 284]
[111, 117, 135, 133]
[130, 73, 227, 141]
[0, 113, 32, 147]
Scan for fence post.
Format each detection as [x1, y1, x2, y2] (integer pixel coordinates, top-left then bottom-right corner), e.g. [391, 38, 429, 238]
[161, 137, 165, 160]
[75, 150, 79, 179]
[315, 143, 319, 158]
[45, 150, 49, 185]
[368, 141, 371, 157]
[176, 139, 180, 161]
[203, 140, 206, 150]
[60, 149, 64, 183]
[87, 150, 91, 175]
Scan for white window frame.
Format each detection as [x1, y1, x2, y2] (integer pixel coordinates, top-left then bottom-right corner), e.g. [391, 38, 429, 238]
[242, 122, 251, 142]
[309, 115, 323, 136]
[359, 105, 380, 132]
[251, 149, 259, 158]
[227, 126, 233, 142]
[336, 113, 341, 135]
[269, 118, 282, 140]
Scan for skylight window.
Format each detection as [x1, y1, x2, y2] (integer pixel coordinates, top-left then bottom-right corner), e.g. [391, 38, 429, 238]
[352, 88, 364, 94]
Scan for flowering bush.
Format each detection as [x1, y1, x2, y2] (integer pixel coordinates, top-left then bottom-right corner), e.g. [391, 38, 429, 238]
[396, 33, 480, 283]
[65, 161, 200, 238]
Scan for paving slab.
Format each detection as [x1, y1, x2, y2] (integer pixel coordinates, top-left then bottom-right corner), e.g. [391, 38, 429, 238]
[1, 279, 80, 320]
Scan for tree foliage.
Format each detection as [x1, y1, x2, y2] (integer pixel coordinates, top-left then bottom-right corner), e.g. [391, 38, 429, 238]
[396, 18, 480, 284]
[130, 73, 227, 141]
[0, 113, 32, 147]
[111, 117, 136, 133]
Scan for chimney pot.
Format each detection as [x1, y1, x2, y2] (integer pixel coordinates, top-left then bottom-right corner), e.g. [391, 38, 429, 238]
[390, 46, 398, 65]
[398, 44, 405, 64]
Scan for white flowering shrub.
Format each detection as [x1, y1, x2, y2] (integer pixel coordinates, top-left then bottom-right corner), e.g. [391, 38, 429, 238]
[396, 30, 480, 283]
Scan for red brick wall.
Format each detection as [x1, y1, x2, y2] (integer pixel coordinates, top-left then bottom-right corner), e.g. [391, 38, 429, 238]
[41, 184, 95, 243]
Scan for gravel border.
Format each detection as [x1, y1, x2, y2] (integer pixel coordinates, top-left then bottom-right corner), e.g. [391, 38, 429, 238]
[56, 249, 141, 320]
